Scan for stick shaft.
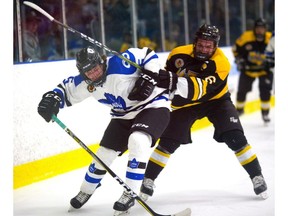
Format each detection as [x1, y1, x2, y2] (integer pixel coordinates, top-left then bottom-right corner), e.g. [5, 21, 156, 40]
[51, 114, 178, 216]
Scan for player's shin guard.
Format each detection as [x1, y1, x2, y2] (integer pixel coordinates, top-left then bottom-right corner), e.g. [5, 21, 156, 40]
[140, 145, 171, 200]
[235, 144, 268, 197]
[70, 146, 119, 210]
[80, 146, 119, 194]
[235, 144, 261, 177]
[126, 131, 152, 192]
[261, 100, 271, 123]
[145, 145, 171, 180]
[113, 131, 151, 215]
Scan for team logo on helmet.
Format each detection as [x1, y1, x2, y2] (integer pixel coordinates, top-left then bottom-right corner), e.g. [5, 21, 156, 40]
[175, 58, 184, 68]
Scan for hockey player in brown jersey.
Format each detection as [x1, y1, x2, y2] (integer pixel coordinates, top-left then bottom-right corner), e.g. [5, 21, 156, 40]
[139, 24, 268, 201]
[232, 18, 273, 123]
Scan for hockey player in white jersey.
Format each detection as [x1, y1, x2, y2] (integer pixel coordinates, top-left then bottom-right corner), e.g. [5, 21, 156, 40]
[37, 46, 178, 215]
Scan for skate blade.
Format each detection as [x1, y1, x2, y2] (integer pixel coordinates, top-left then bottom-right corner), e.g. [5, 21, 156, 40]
[68, 205, 78, 212]
[113, 209, 130, 216]
[259, 191, 269, 200]
[139, 192, 149, 202]
[172, 208, 192, 216]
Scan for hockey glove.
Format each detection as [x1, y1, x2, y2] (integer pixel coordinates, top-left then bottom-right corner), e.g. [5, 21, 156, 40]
[38, 91, 61, 122]
[143, 69, 178, 92]
[128, 70, 156, 101]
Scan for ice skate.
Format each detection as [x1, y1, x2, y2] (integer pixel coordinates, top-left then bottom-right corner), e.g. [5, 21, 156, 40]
[113, 191, 135, 216]
[139, 178, 155, 201]
[252, 175, 268, 199]
[68, 182, 101, 211]
[69, 191, 92, 211]
[262, 113, 270, 125]
[261, 110, 271, 125]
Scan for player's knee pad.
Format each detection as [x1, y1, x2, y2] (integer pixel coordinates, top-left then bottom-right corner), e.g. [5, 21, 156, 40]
[95, 146, 119, 168]
[221, 130, 248, 151]
[157, 137, 181, 154]
[128, 131, 152, 158]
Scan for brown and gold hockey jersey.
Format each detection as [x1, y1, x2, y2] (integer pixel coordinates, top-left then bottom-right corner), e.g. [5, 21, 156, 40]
[166, 44, 231, 109]
[232, 30, 272, 77]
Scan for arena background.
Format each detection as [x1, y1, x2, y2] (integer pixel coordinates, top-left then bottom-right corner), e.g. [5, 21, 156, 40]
[13, 47, 274, 189]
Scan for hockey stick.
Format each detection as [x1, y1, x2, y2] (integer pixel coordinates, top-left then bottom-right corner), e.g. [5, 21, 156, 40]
[23, 1, 141, 70]
[51, 114, 191, 216]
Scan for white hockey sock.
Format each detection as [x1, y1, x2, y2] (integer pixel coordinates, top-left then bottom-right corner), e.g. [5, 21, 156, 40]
[126, 131, 152, 192]
[80, 146, 119, 194]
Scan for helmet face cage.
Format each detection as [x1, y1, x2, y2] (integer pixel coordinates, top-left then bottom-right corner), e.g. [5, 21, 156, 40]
[193, 24, 220, 60]
[76, 46, 106, 87]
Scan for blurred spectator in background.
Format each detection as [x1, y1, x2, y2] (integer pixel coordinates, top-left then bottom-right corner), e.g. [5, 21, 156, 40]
[39, 2, 64, 61]
[105, 0, 131, 51]
[22, 11, 42, 62]
[119, 29, 133, 52]
[65, 0, 99, 58]
[232, 18, 272, 124]
[138, 37, 157, 50]
[137, 0, 161, 48]
[164, 23, 184, 51]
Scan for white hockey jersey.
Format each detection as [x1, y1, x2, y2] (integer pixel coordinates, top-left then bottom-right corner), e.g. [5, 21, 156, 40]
[53, 47, 171, 119]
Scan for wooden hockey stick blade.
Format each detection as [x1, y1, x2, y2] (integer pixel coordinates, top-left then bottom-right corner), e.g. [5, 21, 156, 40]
[23, 1, 54, 21]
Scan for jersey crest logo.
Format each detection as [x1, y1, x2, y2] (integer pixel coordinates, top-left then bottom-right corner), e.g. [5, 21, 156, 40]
[245, 44, 253, 51]
[87, 84, 96, 92]
[201, 62, 208, 70]
[98, 93, 127, 110]
[174, 58, 184, 68]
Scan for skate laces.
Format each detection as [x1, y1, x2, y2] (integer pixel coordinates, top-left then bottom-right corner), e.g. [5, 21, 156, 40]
[252, 175, 265, 188]
[143, 178, 155, 190]
[263, 115, 270, 122]
[118, 192, 133, 204]
[76, 191, 91, 203]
